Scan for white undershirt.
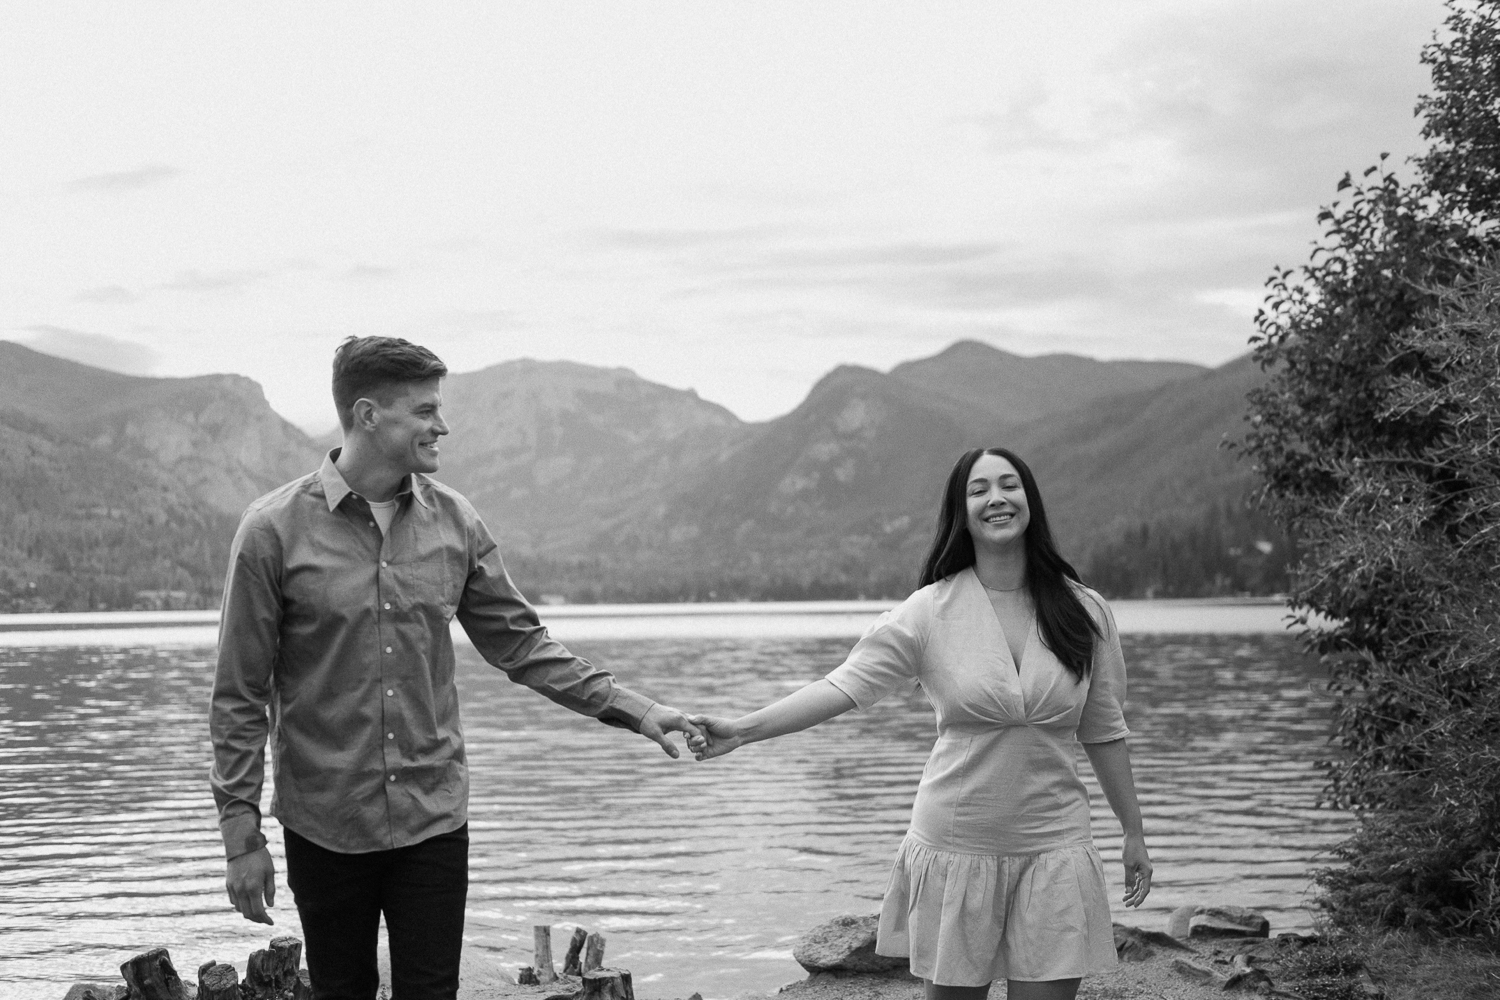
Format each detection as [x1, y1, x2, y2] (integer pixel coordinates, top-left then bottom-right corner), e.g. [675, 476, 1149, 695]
[367, 497, 399, 536]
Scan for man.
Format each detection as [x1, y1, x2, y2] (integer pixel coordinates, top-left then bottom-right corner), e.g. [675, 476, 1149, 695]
[209, 336, 701, 1000]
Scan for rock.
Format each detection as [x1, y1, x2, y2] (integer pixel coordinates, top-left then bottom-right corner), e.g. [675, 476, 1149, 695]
[120, 948, 188, 1000]
[1113, 923, 1193, 961]
[195, 963, 239, 1000]
[1166, 904, 1270, 939]
[63, 985, 126, 1000]
[792, 914, 906, 975]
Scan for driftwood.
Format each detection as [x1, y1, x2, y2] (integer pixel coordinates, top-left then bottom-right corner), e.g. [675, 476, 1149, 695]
[582, 932, 606, 973]
[534, 925, 557, 983]
[1172, 957, 1228, 987]
[195, 963, 239, 1000]
[579, 968, 634, 1000]
[120, 948, 185, 1000]
[245, 937, 302, 997]
[1224, 953, 1275, 992]
[563, 926, 589, 975]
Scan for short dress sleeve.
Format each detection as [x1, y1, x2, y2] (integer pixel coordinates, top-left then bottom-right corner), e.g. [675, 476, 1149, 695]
[824, 591, 928, 711]
[1075, 590, 1130, 744]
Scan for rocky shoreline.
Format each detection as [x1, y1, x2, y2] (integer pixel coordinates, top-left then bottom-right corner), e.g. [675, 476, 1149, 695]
[61, 904, 1378, 1000]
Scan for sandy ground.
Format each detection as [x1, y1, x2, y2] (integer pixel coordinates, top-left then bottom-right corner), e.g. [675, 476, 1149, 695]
[453, 936, 1276, 1000]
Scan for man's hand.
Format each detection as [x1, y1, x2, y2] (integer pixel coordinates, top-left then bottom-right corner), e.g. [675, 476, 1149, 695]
[686, 715, 745, 761]
[637, 704, 705, 759]
[226, 847, 277, 924]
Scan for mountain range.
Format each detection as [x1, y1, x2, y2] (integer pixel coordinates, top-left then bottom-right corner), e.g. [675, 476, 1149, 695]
[0, 338, 1285, 611]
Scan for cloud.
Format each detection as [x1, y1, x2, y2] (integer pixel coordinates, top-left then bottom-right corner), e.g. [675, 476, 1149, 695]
[163, 268, 270, 292]
[342, 265, 400, 281]
[72, 285, 138, 304]
[18, 326, 159, 375]
[597, 224, 793, 250]
[66, 164, 180, 193]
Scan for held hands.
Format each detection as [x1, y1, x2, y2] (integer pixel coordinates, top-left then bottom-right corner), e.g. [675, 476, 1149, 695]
[226, 847, 276, 924]
[638, 704, 707, 759]
[1121, 834, 1153, 908]
[684, 715, 745, 761]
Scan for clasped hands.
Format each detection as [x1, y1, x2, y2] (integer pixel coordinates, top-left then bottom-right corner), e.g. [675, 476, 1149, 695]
[640, 704, 740, 761]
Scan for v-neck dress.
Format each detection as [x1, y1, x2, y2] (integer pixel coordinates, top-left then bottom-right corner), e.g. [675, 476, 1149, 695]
[824, 568, 1129, 986]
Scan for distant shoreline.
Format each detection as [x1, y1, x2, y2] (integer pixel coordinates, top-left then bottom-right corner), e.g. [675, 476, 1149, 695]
[0, 596, 1298, 634]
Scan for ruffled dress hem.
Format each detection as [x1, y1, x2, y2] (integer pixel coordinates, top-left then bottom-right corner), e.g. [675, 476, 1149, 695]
[874, 835, 1118, 986]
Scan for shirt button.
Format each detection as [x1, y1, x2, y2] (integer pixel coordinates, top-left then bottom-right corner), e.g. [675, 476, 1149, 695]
[383, 603, 391, 610]
[369, 521, 376, 527]
[387, 732, 394, 740]
[389, 774, 396, 782]
[386, 689, 394, 697]
[381, 560, 388, 568]
[385, 646, 393, 653]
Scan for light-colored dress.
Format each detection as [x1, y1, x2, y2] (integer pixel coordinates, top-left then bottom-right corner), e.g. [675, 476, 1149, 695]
[824, 567, 1128, 986]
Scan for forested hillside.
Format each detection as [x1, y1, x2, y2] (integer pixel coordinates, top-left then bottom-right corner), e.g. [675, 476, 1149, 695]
[0, 339, 1280, 610]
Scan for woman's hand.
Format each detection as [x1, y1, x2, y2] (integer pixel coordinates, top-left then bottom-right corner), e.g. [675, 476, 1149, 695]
[686, 715, 745, 760]
[1121, 833, 1153, 908]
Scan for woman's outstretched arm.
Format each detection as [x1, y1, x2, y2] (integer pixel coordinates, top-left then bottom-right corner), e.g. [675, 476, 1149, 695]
[1082, 737, 1153, 908]
[688, 679, 856, 760]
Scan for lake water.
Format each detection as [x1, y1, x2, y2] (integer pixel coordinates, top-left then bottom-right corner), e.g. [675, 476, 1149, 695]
[0, 601, 1348, 998]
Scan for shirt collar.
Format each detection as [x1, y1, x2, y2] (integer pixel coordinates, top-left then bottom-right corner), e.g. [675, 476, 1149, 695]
[319, 449, 431, 512]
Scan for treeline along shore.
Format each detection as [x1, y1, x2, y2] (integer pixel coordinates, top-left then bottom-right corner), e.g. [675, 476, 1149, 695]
[0, 337, 1287, 613]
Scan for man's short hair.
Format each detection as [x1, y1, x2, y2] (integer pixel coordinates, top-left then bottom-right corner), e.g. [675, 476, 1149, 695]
[332, 336, 449, 431]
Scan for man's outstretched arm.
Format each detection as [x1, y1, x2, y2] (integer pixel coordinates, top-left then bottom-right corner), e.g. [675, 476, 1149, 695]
[454, 504, 702, 754]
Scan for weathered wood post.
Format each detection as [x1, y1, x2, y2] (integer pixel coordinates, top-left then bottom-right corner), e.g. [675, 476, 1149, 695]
[532, 925, 557, 983]
[245, 936, 302, 996]
[582, 931, 606, 973]
[195, 962, 240, 1000]
[120, 948, 184, 1000]
[579, 968, 634, 1000]
[563, 926, 589, 975]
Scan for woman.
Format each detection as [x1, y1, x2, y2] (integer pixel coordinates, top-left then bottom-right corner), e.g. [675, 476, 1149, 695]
[688, 448, 1152, 1000]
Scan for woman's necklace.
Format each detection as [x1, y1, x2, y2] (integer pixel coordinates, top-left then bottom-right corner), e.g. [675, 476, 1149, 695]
[981, 582, 1026, 593]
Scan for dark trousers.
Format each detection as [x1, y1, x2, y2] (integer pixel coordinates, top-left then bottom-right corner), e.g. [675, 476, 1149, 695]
[284, 824, 469, 1000]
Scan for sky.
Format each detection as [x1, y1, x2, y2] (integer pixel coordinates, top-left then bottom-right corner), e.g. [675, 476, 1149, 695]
[1, 2, 1441, 434]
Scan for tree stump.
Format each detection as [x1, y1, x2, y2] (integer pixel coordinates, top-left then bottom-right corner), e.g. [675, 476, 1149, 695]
[563, 926, 588, 975]
[195, 963, 239, 1000]
[533, 924, 557, 983]
[579, 968, 634, 1000]
[582, 931, 606, 973]
[517, 965, 540, 985]
[293, 969, 314, 1000]
[245, 937, 302, 996]
[120, 948, 185, 1000]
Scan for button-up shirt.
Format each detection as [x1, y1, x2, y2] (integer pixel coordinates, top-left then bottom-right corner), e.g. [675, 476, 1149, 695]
[209, 452, 654, 856]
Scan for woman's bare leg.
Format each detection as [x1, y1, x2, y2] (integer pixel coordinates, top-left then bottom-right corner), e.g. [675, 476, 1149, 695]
[925, 981, 991, 1000]
[1005, 978, 1080, 1000]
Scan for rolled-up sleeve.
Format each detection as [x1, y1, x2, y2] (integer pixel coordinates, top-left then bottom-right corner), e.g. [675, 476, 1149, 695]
[209, 511, 283, 857]
[455, 505, 654, 729]
[1076, 595, 1129, 744]
[825, 596, 927, 710]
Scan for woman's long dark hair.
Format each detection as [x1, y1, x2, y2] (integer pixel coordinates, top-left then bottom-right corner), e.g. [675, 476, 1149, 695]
[919, 447, 1101, 681]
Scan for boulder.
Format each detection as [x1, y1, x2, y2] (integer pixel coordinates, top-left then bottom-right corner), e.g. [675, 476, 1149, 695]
[792, 914, 906, 975]
[1167, 904, 1270, 940]
[1112, 923, 1193, 961]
